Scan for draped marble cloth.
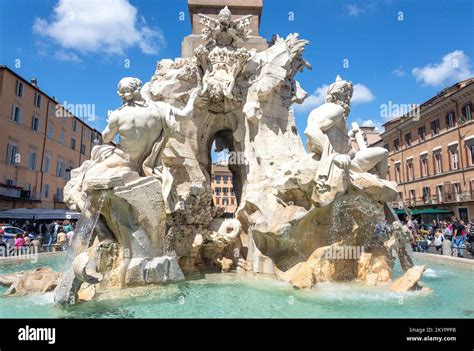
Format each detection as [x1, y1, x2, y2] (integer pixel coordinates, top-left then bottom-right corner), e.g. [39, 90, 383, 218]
[311, 127, 350, 207]
[142, 102, 181, 214]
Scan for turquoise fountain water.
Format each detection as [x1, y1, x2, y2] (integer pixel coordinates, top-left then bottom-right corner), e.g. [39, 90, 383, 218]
[0, 253, 472, 318]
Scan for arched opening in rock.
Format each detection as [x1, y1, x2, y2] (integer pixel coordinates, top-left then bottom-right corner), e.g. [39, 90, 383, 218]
[207, 129, 244, 218]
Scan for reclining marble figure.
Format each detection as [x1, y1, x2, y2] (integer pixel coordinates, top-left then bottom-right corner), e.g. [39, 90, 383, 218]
[66, 77, 198, 212]
[304, 75, 389, 206]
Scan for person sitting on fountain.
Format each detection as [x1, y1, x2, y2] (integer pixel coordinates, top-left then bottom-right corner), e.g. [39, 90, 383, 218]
[304, 75, 389, 206]
[66, 77, 200, 211]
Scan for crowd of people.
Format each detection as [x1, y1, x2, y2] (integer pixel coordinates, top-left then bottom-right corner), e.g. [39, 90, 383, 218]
[0, 219, 76, 256]
[402, 215, 474, 258]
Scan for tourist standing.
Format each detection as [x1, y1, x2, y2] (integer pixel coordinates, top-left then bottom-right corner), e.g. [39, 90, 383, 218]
[14, 234, 24, 255]
[55, 227, 67, 251]
[23, 233, 31, 246]
[47, 221, 58, 252]
[63, 220, 73, 234]
[433, 229, 444, 253]
[451, 218, 466, 258]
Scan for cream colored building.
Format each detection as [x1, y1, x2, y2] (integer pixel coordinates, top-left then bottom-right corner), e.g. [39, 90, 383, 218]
[211, 163, 238, 213]
[0, 65, 102, 210]
[379, 78, 474, 221]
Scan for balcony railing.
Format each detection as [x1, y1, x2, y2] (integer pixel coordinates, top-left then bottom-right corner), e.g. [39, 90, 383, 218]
[54, 194, 64, 203]
[394, 191, 474, 208]
[0, 184, 41, 201]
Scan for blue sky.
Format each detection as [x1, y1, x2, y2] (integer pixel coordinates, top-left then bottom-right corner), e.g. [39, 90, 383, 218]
[1, 0, 473, 145]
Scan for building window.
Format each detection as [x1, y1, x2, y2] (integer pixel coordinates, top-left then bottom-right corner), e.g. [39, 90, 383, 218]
[72, 119, 77, 132]
[467, 144, 474, 166]
[409, 189, 416, 205]
[231, 198, 235, 205]
[223, 175, 229, 182]
[436, 185, 444, 203]
[430, 119, 440, 136]
[222, 198, 228, 206]
[453, 183, 462, 202]
[34, 93, 42, 108]
[12, 105, 21, 123]
[47, 124, 54, 139]
[215, 198, 220, 205]
[434, 152, 442, 174]
[449, 147, 459, 170]
[56, 188, 64, 202]
[28, 149, 37, 170]
[215, 187, 221, 195]
[31, 115, 40, 131]
[446, 111, 456, 129]
[70, 138, 76, 150]
[215, 175, 221, 183]
[15, 80, 23, 97]
[418, 126, 426, 142]
[393, 138, 400, 152]
[44, 184, 50, 198]
[43, 154, 51, 173]
[406, 161, 414, 181]
[420, 157, 428, 177]
[66, 162, 74, 180]
[56, 158, 65, 178]
[6, 143, 20, 164]
[422, 186, 431, 203]
[60, 129, 65, 144]
[462, 103, 472, 122]
[80, 144, 86, 155]
[405, 133, 412, 147]
[395, 163, 401, 183]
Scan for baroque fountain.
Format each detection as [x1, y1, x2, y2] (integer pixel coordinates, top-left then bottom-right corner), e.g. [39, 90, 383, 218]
[0, 5, 439, 314]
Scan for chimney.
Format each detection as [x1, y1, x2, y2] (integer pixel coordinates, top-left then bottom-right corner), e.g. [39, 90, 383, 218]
[31, 78, 38, 86]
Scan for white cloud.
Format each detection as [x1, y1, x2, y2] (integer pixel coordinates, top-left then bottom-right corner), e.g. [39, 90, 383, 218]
[360, 119, 382, 131]
[392, 66, 406, 77]
[346, 4, 365, 16]
[292, 84, 328, 112]
[412, 50, 473, 87]
[352, 83, 375, 104]
[33, 0, 165, 57]
[362, 119, 375, 127]
[293, 83, 375, 112]
[54, 50, 81, 62]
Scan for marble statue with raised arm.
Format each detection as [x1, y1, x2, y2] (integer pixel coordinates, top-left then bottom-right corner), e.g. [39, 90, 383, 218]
[66, 77, 198, 210]
[304, 75, 389, 206]
[102, 77, 197, 174]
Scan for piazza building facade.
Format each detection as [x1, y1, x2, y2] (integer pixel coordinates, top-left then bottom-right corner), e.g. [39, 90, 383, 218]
[0, 65, 102, 210]
[378, 78, 474, 221]
[210, 162, 238, 213]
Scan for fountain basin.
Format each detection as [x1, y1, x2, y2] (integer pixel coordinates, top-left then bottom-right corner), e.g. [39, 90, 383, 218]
[0, 253, 472, 318]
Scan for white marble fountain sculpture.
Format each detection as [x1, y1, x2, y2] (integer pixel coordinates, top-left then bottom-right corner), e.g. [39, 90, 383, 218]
[50, 6, 426, 305]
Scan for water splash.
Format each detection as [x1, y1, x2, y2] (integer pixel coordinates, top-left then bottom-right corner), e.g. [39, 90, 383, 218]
[64, 191, 106, 269]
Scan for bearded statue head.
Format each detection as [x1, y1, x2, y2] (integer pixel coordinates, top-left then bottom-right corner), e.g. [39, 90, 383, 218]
[326, 75, 353, 118]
